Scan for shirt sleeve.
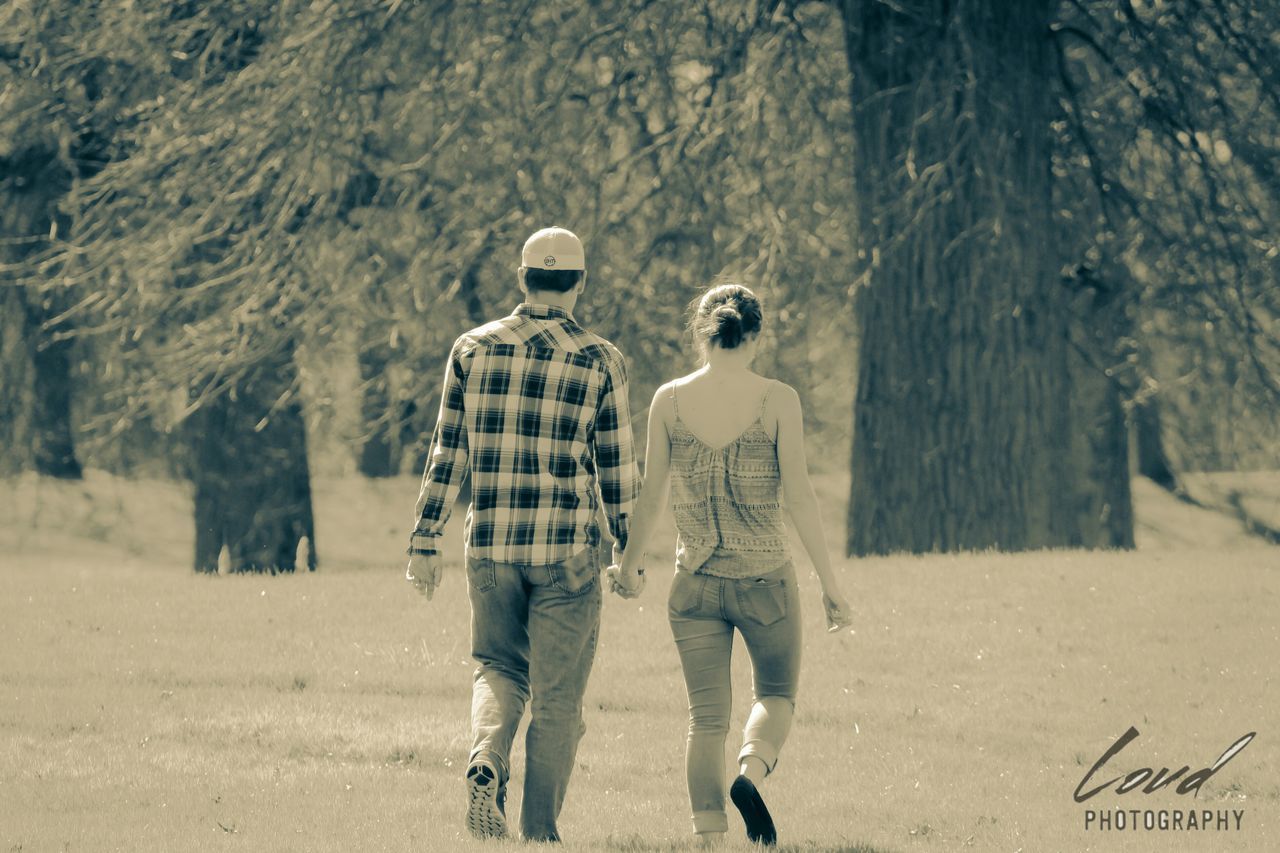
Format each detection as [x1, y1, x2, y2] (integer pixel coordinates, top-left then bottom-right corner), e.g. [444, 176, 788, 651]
[409, 341, 470, 555]
[593, 350, 641, 552]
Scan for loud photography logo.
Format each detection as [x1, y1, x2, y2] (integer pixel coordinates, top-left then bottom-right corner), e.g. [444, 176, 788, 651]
[1075, 726, 1255, 834]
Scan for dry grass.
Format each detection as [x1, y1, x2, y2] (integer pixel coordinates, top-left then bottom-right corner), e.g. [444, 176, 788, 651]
[1, 472, 1277, 852]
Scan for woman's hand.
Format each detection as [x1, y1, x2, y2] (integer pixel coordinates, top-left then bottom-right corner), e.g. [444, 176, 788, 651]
[605, 563, 645, 599]
[822, 590, 853, 632]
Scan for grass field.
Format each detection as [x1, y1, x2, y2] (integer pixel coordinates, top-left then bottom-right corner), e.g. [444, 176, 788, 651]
[1, 472, 1277, 852]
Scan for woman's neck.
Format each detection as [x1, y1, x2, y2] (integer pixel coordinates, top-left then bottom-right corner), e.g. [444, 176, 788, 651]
[703, 348, 755, 374]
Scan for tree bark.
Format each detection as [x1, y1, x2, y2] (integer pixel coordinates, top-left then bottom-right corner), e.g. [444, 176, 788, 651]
[357, 342, 397, 477]
[0, 286, 33, 478]
[1133, 397, 1177, 491]
[1067, 350, 1135, 548]
[0, 147, 82, 479]
[1065, 265, 1136, 548]
[20, 290, 83, 479]
[356, 340, 418, 478]
[840, 0, 1082, 554]
[189, 348, 317, 573]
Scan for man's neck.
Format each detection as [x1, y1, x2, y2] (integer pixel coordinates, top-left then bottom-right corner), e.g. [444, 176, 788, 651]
[523, 289, 579, 314]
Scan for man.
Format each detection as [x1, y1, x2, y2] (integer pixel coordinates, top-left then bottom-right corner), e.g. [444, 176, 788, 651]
[404, 226, 641, 843]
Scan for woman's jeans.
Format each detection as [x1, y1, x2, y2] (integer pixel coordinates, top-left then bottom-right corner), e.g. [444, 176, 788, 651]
[667, 563, 801, 834]
[466, 545, 602, 843]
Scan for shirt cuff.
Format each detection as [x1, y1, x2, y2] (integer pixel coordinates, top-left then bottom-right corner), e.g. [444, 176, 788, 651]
[611, 515, 630, 555]
[409, 531, 440, 556]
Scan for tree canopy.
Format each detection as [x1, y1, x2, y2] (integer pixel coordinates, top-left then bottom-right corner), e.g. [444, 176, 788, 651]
[2, 0, 1276, 559]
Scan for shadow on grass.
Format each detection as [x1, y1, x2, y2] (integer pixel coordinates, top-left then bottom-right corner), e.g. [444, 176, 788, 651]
[601, 834, 896, 853]
[773, 840, 896, 845]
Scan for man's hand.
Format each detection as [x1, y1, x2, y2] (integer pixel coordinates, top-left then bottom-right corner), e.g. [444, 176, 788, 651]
[406, 552, 444, 600]
[605, 563, 645, 599]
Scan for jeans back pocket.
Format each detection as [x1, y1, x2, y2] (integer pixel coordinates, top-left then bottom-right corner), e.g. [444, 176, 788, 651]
[668, 571, 706, 617]
[549, 546, 599, 596]
[735, 577, 787, 626]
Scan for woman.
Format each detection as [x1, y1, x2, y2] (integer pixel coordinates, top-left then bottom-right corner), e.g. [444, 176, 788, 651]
[608, 283, 853, 846]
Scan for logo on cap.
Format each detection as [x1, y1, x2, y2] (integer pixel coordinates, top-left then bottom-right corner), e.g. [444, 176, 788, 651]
[543, 255, 556, 267]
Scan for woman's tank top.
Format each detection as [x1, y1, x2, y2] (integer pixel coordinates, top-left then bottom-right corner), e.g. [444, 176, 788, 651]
[668, 380, 790, 578]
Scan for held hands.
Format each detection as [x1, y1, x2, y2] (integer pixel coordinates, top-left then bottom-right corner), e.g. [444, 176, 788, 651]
[605, 562, 645, 599]
[822, 590, 853, 633]
[406, 552, 443, 600]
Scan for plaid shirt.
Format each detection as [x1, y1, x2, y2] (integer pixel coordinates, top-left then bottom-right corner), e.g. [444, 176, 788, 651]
[409, 303, 640, 564]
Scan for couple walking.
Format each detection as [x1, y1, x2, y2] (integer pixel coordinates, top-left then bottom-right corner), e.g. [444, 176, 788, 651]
[405, 227, 852, 846]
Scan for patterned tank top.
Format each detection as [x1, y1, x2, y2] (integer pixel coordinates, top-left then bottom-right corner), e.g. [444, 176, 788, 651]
[668, 380, 790, 578]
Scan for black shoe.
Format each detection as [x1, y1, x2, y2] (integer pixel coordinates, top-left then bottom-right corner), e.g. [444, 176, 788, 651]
[730, 775, 777, 846]
[465, 761, 508, 839]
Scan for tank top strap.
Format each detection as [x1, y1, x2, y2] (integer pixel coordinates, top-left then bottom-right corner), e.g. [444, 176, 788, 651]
[671, 382, 680, 418]
[758, 380, 776, 419]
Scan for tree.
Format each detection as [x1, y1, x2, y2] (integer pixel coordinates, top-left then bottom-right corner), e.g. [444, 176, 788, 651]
[836, 0, 1280, 554]
[47, 0, 384, 571]
[0, 146, 81, 478]
[1054, 0, 1280, 477]
[839, 0, 1084, 554]
[21, 0, 1270, 565]
[2, 0, 277, 490]
[190, 345, 315, 573]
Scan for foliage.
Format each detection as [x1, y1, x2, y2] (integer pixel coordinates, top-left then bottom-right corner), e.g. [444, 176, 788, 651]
[1054, 0, 1280, 469]
[4, 1, 858, 472]
[2, 0, 1274, 485]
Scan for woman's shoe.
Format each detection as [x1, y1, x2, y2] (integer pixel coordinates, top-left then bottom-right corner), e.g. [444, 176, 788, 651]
[729, 775, 777, 845]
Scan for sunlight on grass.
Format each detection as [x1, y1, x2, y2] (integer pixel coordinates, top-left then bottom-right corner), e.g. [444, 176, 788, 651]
[2, 473, 1278, 851]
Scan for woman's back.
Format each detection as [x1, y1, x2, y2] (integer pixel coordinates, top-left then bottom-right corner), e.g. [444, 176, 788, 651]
[667, 369, 790, 578]
[670, 370, 776, 449]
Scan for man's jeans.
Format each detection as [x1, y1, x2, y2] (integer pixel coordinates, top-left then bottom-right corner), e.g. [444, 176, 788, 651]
[466, 545, 602, 843]
[667, 563, 801, 835]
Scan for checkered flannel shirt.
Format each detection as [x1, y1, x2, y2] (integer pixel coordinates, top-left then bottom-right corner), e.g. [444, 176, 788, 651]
[409, 303, 640, 565]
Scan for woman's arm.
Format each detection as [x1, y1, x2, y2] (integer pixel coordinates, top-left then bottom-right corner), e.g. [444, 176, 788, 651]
[614, 385, 674, 592]
[774, 383, 852, 624]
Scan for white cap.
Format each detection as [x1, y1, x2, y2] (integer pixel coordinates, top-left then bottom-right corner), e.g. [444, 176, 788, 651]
[521, 226, 585, 271]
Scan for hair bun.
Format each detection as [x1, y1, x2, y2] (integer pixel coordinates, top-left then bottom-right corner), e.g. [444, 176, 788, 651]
[712, 304, 743, 347]
[690, 283, 762, 353]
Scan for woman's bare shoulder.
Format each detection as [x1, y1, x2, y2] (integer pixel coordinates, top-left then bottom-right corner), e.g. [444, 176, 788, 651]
[763, 378, 802, 409]
[649, 376, 695, 417]
[669, 370, 707, 389]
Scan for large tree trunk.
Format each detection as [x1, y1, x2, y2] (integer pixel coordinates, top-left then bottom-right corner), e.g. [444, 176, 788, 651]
[189, 348, 317, 573]
[840, 0, 1085, 554]
[0, 148, 82, 479]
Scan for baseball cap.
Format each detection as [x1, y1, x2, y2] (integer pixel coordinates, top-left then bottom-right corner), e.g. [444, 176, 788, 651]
[521, 227, 585, 271]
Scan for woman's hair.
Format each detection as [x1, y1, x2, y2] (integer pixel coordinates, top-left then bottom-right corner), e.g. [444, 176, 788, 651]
[689, 283, 763, 352]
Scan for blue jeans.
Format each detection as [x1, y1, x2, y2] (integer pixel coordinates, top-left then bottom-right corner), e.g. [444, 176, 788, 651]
[466, 545, 602, 843]
[668, 564, 801, 834]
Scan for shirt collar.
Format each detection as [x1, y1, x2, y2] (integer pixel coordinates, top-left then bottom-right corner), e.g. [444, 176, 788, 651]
[514, 302, 574, 322]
